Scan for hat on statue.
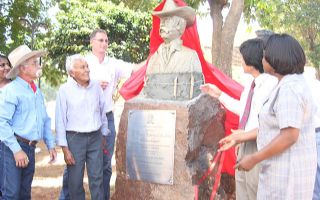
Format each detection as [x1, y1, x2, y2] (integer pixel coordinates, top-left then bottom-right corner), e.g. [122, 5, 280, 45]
[152, 0, 196, 27]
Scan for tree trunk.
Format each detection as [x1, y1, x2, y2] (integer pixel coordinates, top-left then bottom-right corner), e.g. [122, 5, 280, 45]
[316, 67, 320, 80]
[208, 0, 244, 77]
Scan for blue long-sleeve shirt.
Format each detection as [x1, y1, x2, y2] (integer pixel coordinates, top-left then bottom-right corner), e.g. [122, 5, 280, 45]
[0, 77, 55, 153]
[55, 78, 108, 147]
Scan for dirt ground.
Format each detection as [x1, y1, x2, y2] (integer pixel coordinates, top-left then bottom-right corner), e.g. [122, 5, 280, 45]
[32, 141, 114, 200]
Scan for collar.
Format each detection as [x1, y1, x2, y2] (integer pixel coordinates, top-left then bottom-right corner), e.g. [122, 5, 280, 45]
[278, 73, 303, 86]
[68, 77, 93, 89]
[16, 76, 36, 90]
[160, 38, 183, 52]
[87, 52, 109, 65]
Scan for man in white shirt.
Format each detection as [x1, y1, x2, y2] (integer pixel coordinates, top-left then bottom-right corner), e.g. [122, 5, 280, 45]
[59, 29, 133, 200]
[56, 55, 108, 200]
[200, 38, 278, 200]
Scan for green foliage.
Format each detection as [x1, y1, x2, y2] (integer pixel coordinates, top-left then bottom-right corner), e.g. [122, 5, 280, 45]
[244, 0, 320, 69]
[41, 0, 152, 86]
[0, 0, 52, 54]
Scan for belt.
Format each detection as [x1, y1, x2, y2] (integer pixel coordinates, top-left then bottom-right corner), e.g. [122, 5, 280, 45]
[14, 134, 38, 147]
[66, 130, 99, 134]
[316, 127, 320, 133]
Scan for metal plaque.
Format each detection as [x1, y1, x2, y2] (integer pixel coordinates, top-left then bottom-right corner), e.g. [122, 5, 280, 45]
[126, 110, 176, 185]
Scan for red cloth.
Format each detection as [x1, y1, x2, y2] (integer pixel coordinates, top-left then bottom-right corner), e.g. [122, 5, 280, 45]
[30, 81, 37, 93]
[119, 0, 244, 175]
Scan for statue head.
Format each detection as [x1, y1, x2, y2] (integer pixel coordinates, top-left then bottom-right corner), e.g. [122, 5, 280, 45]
[153, 0, 196, 43]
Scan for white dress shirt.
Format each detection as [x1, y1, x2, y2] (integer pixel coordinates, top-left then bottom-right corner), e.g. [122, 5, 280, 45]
[55, 78, 108, 147]
[219, 73, 278, 131]
[86, 53, 133, 112]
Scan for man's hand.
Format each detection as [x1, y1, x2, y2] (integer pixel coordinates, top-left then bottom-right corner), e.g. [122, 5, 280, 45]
[100, 81, 109, 90]
[14, 150, 29, 168]
[218, 129, 245, 152]
[48, 148, 57, 164]
[200, 84, 222, 98]
[102, 135, 107, 150]
[62, 147, 76, 165]
[234, 154, 259, 171]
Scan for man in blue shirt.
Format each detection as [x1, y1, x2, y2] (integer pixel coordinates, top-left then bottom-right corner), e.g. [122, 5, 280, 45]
[0, 45, 57, 200]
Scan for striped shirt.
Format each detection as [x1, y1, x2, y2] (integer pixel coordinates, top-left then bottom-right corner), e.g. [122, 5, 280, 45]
[257, 74, 317, 199]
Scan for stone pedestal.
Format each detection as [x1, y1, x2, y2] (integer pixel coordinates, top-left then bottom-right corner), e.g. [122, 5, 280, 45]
[112, 94, 226, 200]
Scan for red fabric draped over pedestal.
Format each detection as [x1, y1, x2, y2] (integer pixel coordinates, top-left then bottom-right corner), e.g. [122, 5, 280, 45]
[119, 0, 243, 176]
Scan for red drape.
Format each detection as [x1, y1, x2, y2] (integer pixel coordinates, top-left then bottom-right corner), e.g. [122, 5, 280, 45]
[119, 0, 243, 176]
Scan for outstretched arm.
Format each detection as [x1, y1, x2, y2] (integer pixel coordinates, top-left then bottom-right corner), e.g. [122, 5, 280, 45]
[218, 128, 258, 152]
[200, 83, 242, 115]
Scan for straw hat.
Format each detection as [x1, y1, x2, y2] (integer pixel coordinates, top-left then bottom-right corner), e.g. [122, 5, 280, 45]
[153, 0, 196, 27]
[7, 45, 46, 79]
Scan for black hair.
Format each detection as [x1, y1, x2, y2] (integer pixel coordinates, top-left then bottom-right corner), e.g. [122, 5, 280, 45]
[256, 29, 274, 48]
[239, 38, 264, 73]
[89, 29, 107, 40]
[264, 34, 305, 75]
[0, 54, 12, 68]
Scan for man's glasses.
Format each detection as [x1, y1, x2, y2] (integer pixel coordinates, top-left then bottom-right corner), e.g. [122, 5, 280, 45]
[23, 60, 41, 67]
[0, 63, 11, 69]
[94, 39, 108, 43]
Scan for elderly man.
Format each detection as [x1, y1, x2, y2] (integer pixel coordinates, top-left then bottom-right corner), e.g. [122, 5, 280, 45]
[59, 29, 133, 200]
[0, 45, 56, 200]
[55, 54, 108, 200]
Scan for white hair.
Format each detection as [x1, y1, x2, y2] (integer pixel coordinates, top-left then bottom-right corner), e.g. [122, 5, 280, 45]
[65, 54, 86, 74]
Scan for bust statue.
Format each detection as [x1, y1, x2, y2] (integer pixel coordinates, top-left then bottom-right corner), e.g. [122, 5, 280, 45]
[143, 0, 203, 100]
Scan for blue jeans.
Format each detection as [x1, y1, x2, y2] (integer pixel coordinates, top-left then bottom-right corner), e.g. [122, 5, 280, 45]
[59, 112, 116, 200]
[0, 141, 35, 200]
[313, 131, 320, 200]
[103, 111, 116, 200]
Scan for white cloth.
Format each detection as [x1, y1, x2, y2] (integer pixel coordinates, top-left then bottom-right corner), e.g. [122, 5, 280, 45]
[55, 78, 108, 147]
[86, 53, 133, 112]
[257, 74, 317, 200]
[219, 73, 278, 131]
[304, 76, 320, 128]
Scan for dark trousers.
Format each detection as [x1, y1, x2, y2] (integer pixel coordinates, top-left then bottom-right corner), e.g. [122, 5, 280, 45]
[59, 112, 116, 200]
[66, 130, 104, 200]
[0, 141, 35, 200]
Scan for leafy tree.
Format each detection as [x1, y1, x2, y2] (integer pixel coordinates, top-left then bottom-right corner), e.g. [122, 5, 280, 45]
[0, 0, 52, 54]
[244, 0, 320, 78]
[41, 0, 152, 86]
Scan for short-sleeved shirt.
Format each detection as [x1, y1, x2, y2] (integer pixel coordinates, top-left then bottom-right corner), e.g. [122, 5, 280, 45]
[257, 74, 317, 199]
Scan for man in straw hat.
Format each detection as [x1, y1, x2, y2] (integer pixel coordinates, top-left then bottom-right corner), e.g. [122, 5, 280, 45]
[0, 45, 56, 199]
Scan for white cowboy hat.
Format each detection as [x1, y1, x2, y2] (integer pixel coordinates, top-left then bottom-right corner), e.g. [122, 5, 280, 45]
[153, 0, 196, 27]
[7, 45, 46, 79]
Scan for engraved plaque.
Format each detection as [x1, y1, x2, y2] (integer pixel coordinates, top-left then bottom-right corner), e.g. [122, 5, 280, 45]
[126, 110, 176, 185]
